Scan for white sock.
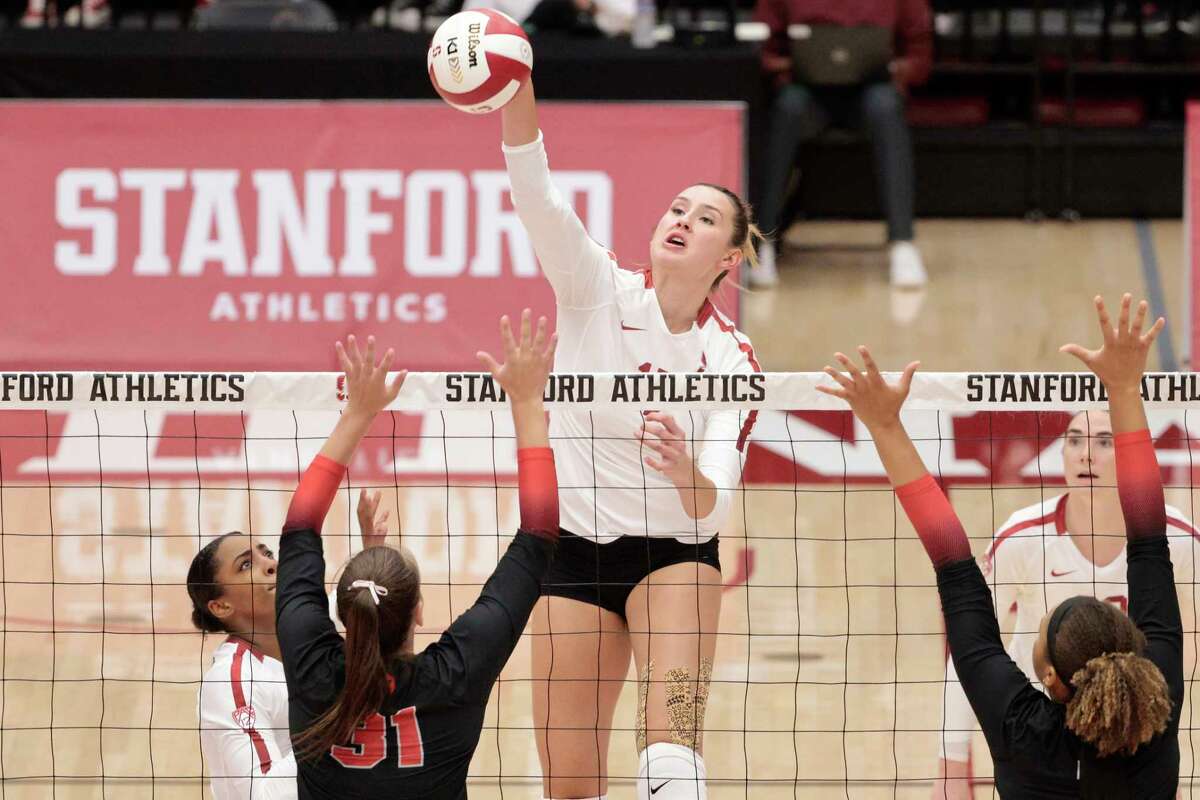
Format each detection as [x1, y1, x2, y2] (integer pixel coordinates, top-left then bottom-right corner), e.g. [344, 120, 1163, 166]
[636, 742, 707, 800]
[544, 796, 606, 800]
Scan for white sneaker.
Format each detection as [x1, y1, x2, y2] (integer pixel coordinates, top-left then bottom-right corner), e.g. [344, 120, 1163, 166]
[749, 240, 779, 288]
[889, 241, 927, 288]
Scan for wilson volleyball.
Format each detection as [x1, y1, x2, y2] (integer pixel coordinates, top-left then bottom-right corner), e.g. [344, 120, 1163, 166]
[427, 9, 532, 114]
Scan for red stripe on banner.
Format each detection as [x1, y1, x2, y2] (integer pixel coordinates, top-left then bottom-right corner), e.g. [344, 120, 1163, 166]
[231, 642, 273, 775]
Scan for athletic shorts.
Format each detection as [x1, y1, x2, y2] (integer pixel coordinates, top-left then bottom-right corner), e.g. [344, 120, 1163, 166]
[541, 529, 722, 622]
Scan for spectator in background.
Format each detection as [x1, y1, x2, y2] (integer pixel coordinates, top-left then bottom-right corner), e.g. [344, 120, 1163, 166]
[752, 0, 932, 289]
[462, 0, 632, 35]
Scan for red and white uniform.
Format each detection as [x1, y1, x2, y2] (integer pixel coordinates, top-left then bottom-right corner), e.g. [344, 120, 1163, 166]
[937, 494, 1199, 761]
[504, 132, 759, 544]
[198, 637, 297, 800]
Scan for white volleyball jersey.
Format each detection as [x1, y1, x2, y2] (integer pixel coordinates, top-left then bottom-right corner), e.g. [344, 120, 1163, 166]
[504, 132, 760, 544]
[937, 494, 1198, 761]
[198, 637, 297, 800]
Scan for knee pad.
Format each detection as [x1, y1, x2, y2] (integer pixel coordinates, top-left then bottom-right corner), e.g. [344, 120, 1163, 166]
[636, 742, 707, 800]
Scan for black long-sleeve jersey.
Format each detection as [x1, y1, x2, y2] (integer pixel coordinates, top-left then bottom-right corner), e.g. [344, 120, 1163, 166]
[277, 527, 554, 799]
[275, 447, 559, 800]
[934, 429, 1182, 799]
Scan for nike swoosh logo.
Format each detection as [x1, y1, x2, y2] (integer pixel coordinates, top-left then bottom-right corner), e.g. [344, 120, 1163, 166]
[1050, 569, 1075, 577]
[650, 781, 671, 795]
[621, 321, 646, 331]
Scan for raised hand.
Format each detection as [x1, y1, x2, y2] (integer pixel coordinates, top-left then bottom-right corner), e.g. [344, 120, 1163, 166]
[817, 346, 920, 433]
[476, 309, 557, 404]
[335, 335, 407, 418]
[1059, 294, 1164, 394]
[357, 488, 390, 550]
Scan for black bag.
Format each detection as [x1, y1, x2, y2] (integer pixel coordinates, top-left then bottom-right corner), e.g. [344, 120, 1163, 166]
[788, 24, 893, 86]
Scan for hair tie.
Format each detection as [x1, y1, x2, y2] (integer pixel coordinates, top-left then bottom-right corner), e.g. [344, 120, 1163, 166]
[351, 579, 389, 606]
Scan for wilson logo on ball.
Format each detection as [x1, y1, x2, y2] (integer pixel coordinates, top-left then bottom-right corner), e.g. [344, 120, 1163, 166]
[427, 9, 532, 115]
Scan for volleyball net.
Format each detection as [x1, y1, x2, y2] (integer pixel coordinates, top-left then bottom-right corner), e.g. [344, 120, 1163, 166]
[2, 369, 1199, 798]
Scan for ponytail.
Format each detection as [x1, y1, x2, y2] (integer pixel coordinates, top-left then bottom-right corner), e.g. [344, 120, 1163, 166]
[1048, 596, 1173, 757]
[292, 546, 421, 762]
[294, 587, 390, 760]
[696, 183, 764, 291]
[1066, 651, 1172, 757]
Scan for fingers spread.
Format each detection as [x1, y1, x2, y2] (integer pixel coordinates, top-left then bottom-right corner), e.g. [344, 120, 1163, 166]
[1142, 316, 1166, 346]
[519, 308, 532, 347]
[1094, 296, 1114, 342]
[364, 335, 376, 369]
[1131, 299, 1148, 337]
[858, 346, 879, 376]
[335, 341, 353, 374]
[476, 351, 501, 376]
[823, 366, 853, 389]
[815, 384, 848, 399]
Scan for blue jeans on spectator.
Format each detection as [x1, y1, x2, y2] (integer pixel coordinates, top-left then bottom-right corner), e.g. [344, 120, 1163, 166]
[758, 81, 915, 243]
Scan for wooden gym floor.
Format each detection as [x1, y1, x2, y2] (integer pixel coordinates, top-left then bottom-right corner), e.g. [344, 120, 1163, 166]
[1, 219, 1196, 798]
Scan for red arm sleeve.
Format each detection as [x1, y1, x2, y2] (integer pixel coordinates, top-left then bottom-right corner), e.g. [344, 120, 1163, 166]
[283, 455, 346, 535]
[896, 474, 972, 568]
[1115, 429, 1167, 541]
[517, 447, 559, 541]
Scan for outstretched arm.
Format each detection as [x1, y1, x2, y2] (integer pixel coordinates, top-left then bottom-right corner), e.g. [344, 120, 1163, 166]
[1061, 294, 1180, 699]
[818, 347, 971, 568]
[500, 81, 615, 308]
[477, 309, 560, 538]
[1060, 293, 1166, 535]
[284, 336, 407, 535]
[276, 336, 406, 694]
[821, 348, 1035, 762]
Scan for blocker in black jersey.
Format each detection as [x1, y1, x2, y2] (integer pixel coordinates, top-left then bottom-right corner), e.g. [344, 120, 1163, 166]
[937, 531, 1181, 799]
[276, 525, 553, 800]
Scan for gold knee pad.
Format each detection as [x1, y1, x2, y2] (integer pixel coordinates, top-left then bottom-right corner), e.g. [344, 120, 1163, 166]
[663, 658, 712, 751]
[638, 658, 714, 753]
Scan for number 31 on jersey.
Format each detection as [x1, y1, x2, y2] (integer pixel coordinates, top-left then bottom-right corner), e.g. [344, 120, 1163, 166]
[331, 707, 424, 768]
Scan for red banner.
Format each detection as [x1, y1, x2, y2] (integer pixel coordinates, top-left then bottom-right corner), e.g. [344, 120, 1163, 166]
[0, 101, 743, 371]
[1189, 102, 1200, 365]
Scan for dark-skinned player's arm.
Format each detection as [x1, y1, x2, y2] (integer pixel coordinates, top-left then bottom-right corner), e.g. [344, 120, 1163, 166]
[1061, 294, 1180, 706]
[819, 348, 1032, 760]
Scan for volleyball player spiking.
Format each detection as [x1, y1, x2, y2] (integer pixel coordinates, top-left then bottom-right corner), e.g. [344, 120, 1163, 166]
[499, 80, 763, 800]
[932, 407, 1199, 799]
[188, 474, 390, 799]
[276, 317, 561, 799]
[822, 294, 1181, 799]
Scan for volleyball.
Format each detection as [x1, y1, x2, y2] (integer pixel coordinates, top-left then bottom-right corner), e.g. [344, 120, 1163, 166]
[427, 9, 533, 115]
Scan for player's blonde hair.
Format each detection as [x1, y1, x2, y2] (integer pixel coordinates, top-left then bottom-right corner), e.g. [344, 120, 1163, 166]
[292, 546, 422, 762]
[1052, 598, 1173, 756]
[696, 183, 766, 291]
